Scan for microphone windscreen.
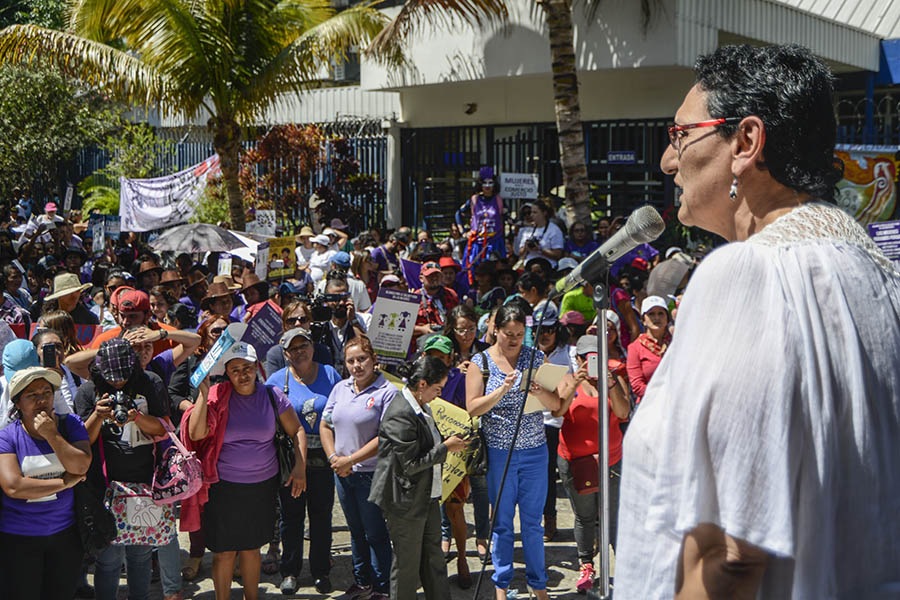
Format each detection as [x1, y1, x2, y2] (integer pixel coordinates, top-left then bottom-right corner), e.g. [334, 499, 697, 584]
[624, 205, 667, 244]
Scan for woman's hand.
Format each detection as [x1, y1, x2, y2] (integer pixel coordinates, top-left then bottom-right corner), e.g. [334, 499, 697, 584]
[287, 463, 307, 498]
[529, 381, 556, 403]
[33, 410, 58, 440]
[444, 435, 468, 453]
[331, 455, 354, 477]
[501, 370, 518, 391]
[459, 360, 471, 375]
[573, 361, 589, 385]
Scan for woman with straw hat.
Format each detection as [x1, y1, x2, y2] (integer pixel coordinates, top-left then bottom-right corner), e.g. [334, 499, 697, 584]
[44, 272, 98, 326]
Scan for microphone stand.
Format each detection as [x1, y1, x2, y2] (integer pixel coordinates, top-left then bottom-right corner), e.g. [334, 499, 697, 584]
[588, 277, 611, 600]
[472, 300, 551, 600]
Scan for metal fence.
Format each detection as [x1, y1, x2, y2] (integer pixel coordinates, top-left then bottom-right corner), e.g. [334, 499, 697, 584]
[72, 126, 389, 231]
[401, 118, 673, 235]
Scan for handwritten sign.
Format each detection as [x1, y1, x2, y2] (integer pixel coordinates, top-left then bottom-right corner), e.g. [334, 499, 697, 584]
[368, 288, 421, 365]
[430, 398, 472, 504]
[499, 172, 539, 200]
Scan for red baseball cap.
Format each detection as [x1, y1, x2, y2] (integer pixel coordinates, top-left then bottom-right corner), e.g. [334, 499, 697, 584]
[439, 257, 460, 271]
[421, 261, 442, 277]
[116, 289, 150, 313]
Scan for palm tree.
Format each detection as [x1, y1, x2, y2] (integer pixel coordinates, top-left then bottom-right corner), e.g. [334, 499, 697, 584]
[0, 0, 390, 230]
[372, 0, 661, 225]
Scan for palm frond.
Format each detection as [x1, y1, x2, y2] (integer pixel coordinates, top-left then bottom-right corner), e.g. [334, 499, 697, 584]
[240, 4, 390, 118]
[368, 0, 508, 58]
[0, 24, 170, 110]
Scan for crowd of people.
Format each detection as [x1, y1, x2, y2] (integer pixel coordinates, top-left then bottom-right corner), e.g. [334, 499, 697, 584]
[0, 183, 696, 600]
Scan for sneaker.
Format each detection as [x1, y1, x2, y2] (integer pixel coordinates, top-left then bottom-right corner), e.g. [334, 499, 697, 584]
[370, 593, 390, 600]
[315, 577, 333, 594]
[576, 563, 595, 593]
[280, 576, 299, 595]
[345, 583, 373, 599]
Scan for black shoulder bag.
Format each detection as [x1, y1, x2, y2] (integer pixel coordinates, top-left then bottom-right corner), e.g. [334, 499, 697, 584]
[267, 385, 296, 485]
[465, 352, 491, 476]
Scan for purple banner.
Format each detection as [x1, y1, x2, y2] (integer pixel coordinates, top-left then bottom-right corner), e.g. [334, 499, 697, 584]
[243, 302, 283, 362]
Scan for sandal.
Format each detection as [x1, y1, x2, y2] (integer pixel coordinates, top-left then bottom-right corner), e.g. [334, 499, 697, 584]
[181, 557, 202, 581]
[262, 547, 280, 575]
[476, 538, 489, 559]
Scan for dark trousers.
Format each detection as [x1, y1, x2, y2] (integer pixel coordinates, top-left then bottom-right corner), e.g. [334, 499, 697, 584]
[279, 460, 335, 579]
[0, 524, 82, 600]
[544, 425, 560, 517]
[384, 500, 449, 600]
[558, 456, 622, 564]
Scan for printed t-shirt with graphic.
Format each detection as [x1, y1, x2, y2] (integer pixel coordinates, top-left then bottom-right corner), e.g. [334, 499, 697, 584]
[267, 364, 342, 445]
[0, 413, 89, 536]
[216, 384, 293, 484]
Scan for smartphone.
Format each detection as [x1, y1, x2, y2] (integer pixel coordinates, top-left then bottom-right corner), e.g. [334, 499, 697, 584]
[587, 353, 598, 379]
[42, 343, 58, 369]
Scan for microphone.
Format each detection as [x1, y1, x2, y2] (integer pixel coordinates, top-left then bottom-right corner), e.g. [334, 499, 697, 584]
[553, 205, 666, 296]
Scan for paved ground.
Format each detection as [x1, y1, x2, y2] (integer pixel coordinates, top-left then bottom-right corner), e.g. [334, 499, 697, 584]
[89, 481, 614, 599]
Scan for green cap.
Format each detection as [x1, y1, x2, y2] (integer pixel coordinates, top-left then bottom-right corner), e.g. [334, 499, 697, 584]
[422, 334, 453, 355]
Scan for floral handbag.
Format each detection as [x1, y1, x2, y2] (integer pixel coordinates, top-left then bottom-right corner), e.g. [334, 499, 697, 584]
[151, 418, 202, 505]
[99, 430, 177, 546]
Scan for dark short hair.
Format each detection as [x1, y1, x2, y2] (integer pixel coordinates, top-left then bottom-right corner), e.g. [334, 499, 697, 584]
[694, 44, 842, 201]
[397, 355, 449, 388]
[495, 302, 529, 329]
[516, 271, 547, 296]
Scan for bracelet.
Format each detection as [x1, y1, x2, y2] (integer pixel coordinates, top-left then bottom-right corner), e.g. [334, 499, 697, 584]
[328, 452, 337, 461]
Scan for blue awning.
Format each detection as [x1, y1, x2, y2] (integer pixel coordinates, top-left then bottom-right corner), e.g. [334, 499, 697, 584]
[877, 39, 900, 85]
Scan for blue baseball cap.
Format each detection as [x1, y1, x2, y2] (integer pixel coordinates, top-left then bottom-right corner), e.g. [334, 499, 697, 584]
[278, 281, 299, 295]
[3, 339, 40, 381]
[332, 251, 351, 269]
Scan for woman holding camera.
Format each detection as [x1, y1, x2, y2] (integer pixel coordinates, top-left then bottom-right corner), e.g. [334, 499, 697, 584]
[0, 366, 92, 600]
[184, 341, 307, 600]
[465, 303, 562, 600]
[266, 326, 342, 595]
[321, 336, 394, 599]
[514, 200, 564, 269]
[73, 338, 170, 600]
[370, 355, 469, 599]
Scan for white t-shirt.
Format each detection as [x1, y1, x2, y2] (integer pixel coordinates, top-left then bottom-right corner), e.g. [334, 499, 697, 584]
[295, 244, 315, 266]
[615, 203, 900, 599]
[515, 222, 565, 267]
[308, 249, 336, 282]
[542, 344, 572, 428]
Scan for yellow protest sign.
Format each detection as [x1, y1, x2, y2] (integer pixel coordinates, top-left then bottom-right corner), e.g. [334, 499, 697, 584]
[430, 398, 474, 504]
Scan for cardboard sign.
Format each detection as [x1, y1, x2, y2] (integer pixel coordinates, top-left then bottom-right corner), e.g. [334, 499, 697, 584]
[92, 219, 105, 254]
[255, 210, 276, 237]
[64, 184, 74, 213]
[217, 255, 233, 276]
[255, 242, 270, 280]
[368, 288, 421, 366]
[499, 172, 539, 200]
[242, 302, 283, 363]
[190, 322, 246, 387]
[267, 237, 296, 279]
[430, 398, 474, 504]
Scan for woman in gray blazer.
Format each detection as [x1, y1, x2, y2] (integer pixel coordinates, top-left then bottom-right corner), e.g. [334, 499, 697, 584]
[369, 356, 468, 600]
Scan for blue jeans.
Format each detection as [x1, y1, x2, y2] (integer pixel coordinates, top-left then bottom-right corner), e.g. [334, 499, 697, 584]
[94, 543, 154, 600]
[334, 471, 392, 593]
[440, 475, 490, 541]
[158, 534, 183, 595]
[486, 445, 548, 591]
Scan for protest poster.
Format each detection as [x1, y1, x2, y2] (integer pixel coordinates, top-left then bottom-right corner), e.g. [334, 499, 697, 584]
[92, 218, 105, 254]
[105, 215, 121, 239]
[267, 236, 296, 279]
[190, 323, 247, 387]
[499, 172, 539, 200]
[120, 155, 221, 232]
[247, 210, 276, 237]
[64, 184, 73, 213]
[242, 302, 283, 362]
[255, 242, 270, 279]
[430, 398, 473, 504]
[368, 287, 421, 365]
[835, 145, 898, 226]
[868, 220, 900, 262]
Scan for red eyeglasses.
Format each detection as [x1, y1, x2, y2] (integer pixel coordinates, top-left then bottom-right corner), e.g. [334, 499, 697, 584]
[667, 117, 742, 152]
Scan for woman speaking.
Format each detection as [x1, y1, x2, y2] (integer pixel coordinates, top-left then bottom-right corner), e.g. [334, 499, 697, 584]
[369, 355, 468, 599]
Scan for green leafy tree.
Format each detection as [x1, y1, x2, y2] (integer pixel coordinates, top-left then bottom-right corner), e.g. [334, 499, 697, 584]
[0, 0, 392, 230]
[0, 63, 119, 203]
[0, 0, 67, 30]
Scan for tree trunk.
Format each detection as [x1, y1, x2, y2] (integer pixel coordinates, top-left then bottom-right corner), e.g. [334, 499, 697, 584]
[211, 115, 245, 231]
[540, 0, 591, 227]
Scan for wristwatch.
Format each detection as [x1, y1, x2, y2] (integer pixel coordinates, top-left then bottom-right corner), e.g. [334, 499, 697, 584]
[159, 328, 169, 341]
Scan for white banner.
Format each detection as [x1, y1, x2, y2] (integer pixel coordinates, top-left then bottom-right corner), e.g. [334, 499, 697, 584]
[119, 155, 221, 232]
[499, 172, 539, 199]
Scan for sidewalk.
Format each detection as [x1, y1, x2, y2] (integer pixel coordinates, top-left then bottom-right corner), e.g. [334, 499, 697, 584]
[93, 485, 614, 599]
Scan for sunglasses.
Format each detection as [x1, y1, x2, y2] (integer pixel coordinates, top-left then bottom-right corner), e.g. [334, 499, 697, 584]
[210, 326, 226, 335]
[286, 316, 310, 326]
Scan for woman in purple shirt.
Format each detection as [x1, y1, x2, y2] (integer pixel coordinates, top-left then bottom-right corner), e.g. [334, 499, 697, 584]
[187, 342, 307, 600]
[0, 366, 92, 600]
[321, 336, 394, 600]
[463, 174, 506, 270]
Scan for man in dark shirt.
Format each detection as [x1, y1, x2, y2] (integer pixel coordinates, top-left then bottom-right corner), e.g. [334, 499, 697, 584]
[43, 272, 99, 325]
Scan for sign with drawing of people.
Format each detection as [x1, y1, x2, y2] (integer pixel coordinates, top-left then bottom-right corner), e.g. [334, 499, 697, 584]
[368, 288, 421, 365]
[267, 236, 296, 279]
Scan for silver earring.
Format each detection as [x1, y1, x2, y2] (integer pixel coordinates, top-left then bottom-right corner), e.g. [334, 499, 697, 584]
[729, 177, 738, 200]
